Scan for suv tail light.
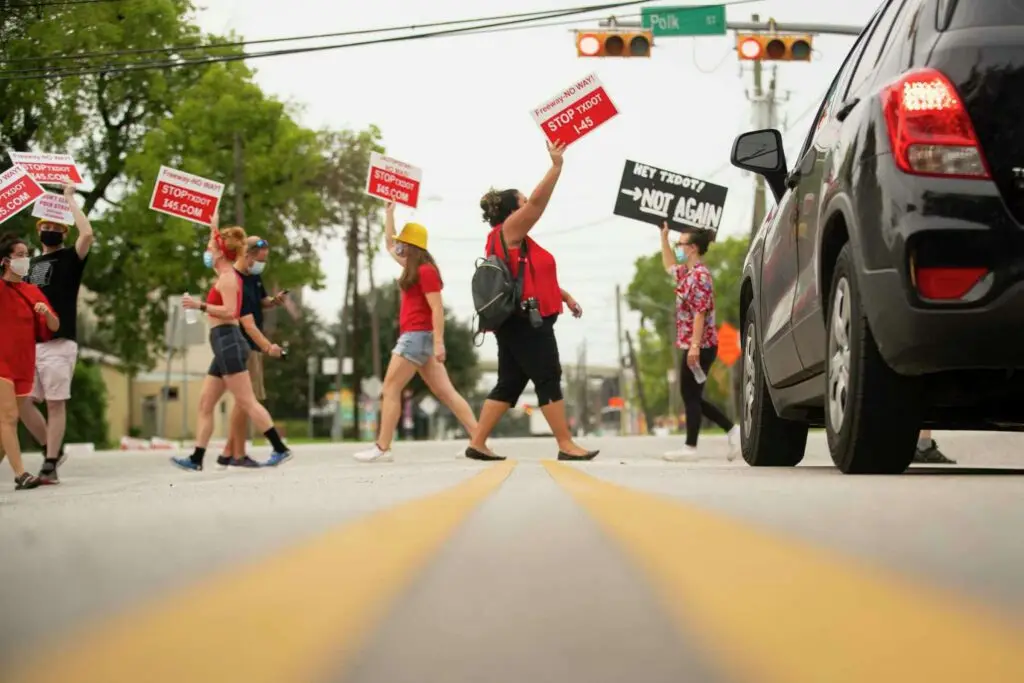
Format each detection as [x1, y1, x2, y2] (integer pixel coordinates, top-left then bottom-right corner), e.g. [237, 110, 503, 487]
[913, 265, 990, 300]
[881, 68, 990, 179]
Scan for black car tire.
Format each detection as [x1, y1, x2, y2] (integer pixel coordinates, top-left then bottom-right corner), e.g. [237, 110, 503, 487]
[741, 301, 808, 466]
[825, 244, 921, 474]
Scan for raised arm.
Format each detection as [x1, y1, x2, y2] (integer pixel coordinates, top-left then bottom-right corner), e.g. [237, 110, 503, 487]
[660, 223, 676, 272]
[64, 181, 94, 260]
[384, 202, 406, 266]
[501, 140, 565, 244]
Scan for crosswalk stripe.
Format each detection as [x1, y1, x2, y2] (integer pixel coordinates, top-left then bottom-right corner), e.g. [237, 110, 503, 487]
[543, 461, 1024, 683]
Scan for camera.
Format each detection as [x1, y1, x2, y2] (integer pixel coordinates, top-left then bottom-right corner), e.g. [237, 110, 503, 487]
[521, 297, 543, 328]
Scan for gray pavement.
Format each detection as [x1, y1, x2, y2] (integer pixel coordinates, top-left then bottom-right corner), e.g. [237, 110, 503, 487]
[1, 431, 1022, 682]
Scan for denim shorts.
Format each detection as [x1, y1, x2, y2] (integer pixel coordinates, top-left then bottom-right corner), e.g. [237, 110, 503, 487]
[393, 331, 433, 366]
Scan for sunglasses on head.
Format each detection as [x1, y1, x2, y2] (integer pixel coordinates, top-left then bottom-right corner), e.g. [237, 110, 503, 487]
[248, 239, 269, 251]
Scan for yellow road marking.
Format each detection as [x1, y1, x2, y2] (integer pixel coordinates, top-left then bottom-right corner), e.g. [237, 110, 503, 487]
[543, 461, 1024, 683]
[5, 460, 516, 683]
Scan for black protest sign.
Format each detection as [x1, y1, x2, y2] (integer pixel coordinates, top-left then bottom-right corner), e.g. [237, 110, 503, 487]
[613, 160, 728, 232]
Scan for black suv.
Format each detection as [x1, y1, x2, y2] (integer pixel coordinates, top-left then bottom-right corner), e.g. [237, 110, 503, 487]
[730, 0, 1024, 474]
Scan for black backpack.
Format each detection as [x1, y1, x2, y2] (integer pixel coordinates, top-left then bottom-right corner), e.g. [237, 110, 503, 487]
[471, 229, 527, 343]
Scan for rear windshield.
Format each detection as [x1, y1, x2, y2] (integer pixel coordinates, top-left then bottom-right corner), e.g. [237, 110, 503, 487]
[947, 0, 1024, 28]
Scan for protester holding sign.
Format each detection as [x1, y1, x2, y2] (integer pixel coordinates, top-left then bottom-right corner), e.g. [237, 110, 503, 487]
[465, 140, 597, 462]
[659, 224, 739, 461]
[0, 233, 60, 490]
[18, 181, 93, 484]
[171, 217, 292, 472]
[216, 235, 287, 469]
[353, 202, 479, 463]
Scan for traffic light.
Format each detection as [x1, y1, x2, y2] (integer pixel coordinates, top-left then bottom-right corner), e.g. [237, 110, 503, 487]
[576, 31, 652, 58]
[735, 33, 812, 61]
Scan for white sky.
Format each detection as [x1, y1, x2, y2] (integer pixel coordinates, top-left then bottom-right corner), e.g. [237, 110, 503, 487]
[194, 0, 876, 366]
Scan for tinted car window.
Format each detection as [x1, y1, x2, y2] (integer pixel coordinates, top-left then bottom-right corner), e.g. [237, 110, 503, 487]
[947, 0, 1024, 28]
[845, 0, 909, 96]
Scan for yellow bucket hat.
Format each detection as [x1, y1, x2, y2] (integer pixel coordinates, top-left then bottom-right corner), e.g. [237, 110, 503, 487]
[396, 222, 428, 250]
[36, 218, 70, 231]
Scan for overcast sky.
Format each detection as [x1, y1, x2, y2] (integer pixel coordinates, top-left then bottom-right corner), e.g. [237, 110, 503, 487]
[194, 0, 876, 367]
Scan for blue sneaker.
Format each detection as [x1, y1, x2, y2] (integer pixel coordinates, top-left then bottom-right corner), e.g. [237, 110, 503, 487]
[229, 456, 263, 469]
[171, 456, 202, 472]
[264, 451, 292, 467]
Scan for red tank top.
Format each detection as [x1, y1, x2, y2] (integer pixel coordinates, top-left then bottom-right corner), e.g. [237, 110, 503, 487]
[486, 226, 563, 318]
[206, 271, 243, 319]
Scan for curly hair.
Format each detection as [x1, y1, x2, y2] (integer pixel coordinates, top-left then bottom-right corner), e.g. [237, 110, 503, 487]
[217, 226, 247, 259]
[479, 188, 520, 227]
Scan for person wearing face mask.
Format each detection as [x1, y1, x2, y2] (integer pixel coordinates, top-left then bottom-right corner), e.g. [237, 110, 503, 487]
[659, 224, 740, 461]
[18, 181, 93, 484]
[171, 216, 292, 472]
[216, 235, 289, 469]
[0, 233, 60, 490]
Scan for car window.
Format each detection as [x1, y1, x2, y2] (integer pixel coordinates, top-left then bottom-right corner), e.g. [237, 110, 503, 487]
[844, 0, 909, 97]
[874, 0, 926, 78]
[948, 0, 1024, 27]
[936, 0, 954, 29]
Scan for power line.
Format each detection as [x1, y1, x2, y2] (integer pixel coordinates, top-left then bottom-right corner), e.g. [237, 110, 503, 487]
[6, 0, 124, 6]
[0, 0, 661, 80]
[3, 3, 640, 66]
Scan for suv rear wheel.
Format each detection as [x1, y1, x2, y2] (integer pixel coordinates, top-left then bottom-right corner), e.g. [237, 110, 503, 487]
[825, 244, 921, 473]
[740, 301, 808, 466]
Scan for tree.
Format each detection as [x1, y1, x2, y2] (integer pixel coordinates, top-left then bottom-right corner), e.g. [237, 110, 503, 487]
[261, 302, 336, 420]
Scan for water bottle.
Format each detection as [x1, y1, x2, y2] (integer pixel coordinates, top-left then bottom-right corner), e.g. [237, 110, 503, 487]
[690, 362, 707, 384]
[183, 292, 198, 324]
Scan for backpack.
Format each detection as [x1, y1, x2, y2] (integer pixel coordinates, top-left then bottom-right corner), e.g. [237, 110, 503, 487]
[471, 229, 527, 344]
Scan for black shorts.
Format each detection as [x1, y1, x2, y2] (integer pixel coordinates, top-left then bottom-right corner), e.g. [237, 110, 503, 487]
[207, 325, 250, 378]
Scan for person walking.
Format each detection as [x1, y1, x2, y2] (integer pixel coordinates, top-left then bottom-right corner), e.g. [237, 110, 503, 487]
[18, 180, 93, 484]
[353, 202, 480, 463]
[1, 233, 59, 490]
[465, 140, 597, 462]
[171, 218, 292, 472]
[659, 224, 740, 461]
[216, 235, 288, 469]
[915, 430, 956, 464]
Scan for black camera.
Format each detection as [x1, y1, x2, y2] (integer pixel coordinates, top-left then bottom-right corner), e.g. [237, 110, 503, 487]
[521, 297, 543, 328]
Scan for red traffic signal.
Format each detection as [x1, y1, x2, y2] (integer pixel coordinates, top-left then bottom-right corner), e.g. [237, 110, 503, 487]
[576, 31, 652, 58]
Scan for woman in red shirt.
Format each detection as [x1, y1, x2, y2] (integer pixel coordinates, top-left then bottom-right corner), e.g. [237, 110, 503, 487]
[0, 233, 59, 490]
[659, 225, 739, 461]
[354, 202, 479, 462]
[171, 217, 291, 472]
[465, 141, 597, 462]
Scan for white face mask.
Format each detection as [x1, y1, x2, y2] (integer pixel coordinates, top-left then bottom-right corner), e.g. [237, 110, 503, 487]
[7, 257, 30, 277]
[250, 261, 266, 275]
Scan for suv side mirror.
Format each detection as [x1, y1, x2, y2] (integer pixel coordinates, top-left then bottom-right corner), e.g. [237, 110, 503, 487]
[731, 129, 788, 201]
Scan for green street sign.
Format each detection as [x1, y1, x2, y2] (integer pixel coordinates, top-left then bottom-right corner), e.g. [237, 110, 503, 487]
[641, 5, 727, 37]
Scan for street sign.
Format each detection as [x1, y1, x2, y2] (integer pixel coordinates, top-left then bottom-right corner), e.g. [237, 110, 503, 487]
[532, 73, 619, 147]
[613, 159, 728, 232]
[717, 323, 741, 367]
[419, 396, 438, 416]
[361, 376, 382, 398]
[0, 165, 45, 226]
[149, 166, 223, 226]
[9, 152, 83, 185]
[31, 192, 74, 225]
[322, 358, 339, 376]
[365, 152, 421, 208]
[307, 357, 318, 375]
[641, 5, 726, 36]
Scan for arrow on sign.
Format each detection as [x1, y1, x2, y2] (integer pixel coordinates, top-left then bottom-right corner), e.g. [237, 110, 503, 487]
[620, 187, 641, 201]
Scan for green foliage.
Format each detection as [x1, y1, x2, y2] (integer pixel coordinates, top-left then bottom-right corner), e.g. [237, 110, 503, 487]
[626, 236, 749, 419]
[18, 360, 110, 450]
[261, 303, 336, 420]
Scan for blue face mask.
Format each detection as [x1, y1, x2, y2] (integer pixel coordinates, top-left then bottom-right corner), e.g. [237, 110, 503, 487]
[250, 261, 265, 275]
[674, 246, 685, 262]
[203, 251, 214, 268]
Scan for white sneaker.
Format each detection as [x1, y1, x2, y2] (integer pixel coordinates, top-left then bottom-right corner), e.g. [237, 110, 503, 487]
[353, 445, 393, 463]
[663, 445, 699, 462]
[727, 425, 741, 461]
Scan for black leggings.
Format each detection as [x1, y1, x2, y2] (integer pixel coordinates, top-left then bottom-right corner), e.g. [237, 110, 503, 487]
[679, 346, 734, 447]
[488, 314, 563, 406]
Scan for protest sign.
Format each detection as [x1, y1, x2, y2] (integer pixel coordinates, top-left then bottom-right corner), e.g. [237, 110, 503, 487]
[149, 166, 224, 225]
[0, 165, 46, 226]
[364, 153, 421, 208]
[613, 159, 728, 232]
[532, 73, 619, 146]
[31, 192, 75, 225]
[9, 152, 83, 185]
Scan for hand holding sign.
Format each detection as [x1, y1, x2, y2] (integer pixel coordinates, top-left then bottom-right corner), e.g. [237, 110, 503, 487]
[548, 139, 566, 167]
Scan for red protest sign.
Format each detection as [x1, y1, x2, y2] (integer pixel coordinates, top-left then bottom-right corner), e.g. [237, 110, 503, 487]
[9, 152, 83, 185]
[532, 73, 619, 147]
[364, 153, 422, 208]
[0, 165, 46, 226]
[149, 166, 224, 225]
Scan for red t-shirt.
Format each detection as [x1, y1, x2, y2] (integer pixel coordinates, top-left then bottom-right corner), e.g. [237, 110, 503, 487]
[0, 280, 55, 382]
[399, 264, 442, 333]
[487, 227, 563, 318]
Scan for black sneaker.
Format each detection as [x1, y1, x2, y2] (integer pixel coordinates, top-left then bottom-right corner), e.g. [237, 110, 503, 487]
[913, 440, 957, 464]
[216, 455, 233, 470]
[37, 458, 60, 485]
[229, 456, 262, 469]
[15, 473, 41, 490]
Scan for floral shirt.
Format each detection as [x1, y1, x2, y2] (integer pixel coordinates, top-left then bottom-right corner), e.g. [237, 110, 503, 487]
[670, 262, 718, 349]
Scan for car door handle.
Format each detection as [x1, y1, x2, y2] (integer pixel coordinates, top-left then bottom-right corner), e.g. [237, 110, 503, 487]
[835, 97, 860, 122]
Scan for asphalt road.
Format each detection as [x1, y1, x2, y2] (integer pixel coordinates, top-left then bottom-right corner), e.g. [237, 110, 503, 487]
[1, 431, 1023, 683]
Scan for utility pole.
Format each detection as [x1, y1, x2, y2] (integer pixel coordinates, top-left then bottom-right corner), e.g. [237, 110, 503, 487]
[348, 212, 363, 440]
[365, 214, 382, 381]
[614, 284, 626, 435]
[330, 216, 357, 442]
[624, 331, 652, 435]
